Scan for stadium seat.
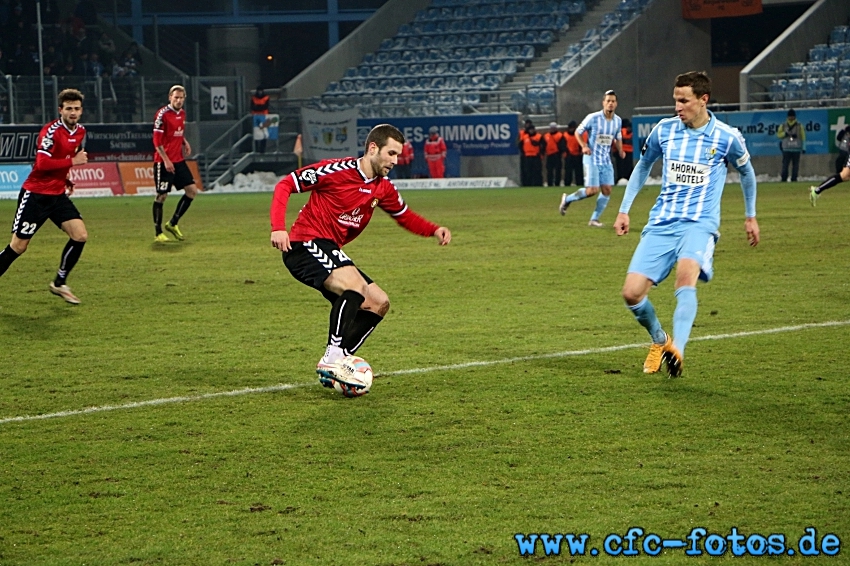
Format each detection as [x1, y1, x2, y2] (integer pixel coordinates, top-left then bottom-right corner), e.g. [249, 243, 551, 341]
[830, 26, 849, 45]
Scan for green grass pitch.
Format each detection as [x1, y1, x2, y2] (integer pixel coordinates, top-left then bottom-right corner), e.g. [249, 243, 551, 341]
[0, 183, 848, 565]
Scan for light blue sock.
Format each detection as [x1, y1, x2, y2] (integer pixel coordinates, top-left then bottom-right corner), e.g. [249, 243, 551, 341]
[672, 286, 698, 355]
[627, 297, 666, 344]
[590, 193, 610, 221]
[565, 188, 588, 203]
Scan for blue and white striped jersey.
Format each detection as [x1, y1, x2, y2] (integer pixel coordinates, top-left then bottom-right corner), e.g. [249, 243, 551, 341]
[621, 112, 756, 232]
[576, 110, 622, 165]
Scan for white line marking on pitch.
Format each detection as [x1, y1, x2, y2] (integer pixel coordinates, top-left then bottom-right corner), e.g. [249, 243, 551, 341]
[2, 319, 848, 426]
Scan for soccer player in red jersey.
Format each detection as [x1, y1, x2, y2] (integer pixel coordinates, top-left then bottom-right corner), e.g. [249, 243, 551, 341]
[152, 85, 200, 243]
[0, 89, 89, 304]
[270, 124, 451, 387]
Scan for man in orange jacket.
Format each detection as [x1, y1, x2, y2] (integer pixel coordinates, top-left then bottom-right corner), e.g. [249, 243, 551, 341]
[519, 123, 543, 186]
[424, 126, 447, 178]
[543, 122, 567, 187]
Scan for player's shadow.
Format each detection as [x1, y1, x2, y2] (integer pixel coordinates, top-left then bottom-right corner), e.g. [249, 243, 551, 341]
[150, 242, 191, 253]
[0, 306, 77, 336]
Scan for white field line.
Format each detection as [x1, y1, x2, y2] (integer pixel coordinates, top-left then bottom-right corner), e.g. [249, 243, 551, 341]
[2, 319, 848, 426]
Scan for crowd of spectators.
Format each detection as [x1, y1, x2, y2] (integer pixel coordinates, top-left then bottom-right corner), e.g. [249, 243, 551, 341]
[0, 0, 142, 121]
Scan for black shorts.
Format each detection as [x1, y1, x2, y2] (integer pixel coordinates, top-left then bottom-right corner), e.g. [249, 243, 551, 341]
[283, 238, 373, 303]
[10, 189, 82, 239]
[154, 161, 196, 194]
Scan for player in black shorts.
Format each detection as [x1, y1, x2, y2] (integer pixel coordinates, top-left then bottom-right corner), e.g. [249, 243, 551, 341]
[152, 85, 200, 243]
[0, 89, 89, 304]
[810, 152, 850, 206]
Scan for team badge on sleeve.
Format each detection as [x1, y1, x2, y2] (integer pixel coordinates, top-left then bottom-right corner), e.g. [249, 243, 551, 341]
[299, 169, 318, 186]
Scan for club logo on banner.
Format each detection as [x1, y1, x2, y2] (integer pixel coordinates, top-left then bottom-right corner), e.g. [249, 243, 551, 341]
[301, 108, 359, 162]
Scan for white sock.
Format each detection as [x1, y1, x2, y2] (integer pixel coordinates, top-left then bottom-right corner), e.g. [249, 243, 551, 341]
[320, 345, 345, 365]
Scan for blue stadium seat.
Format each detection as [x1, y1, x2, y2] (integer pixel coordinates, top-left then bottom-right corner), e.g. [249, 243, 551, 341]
[839, 76, 850, 97]
[819, 77, 835, 99]
[362, 53, 374, 64]
[326, 82, 339, 93]
[391, 78, 405, 91]
[768, 80, 786, 102]
[369, 66, 383, 77]
[808, 44, 828, 61]
[830, 26, 849, 45]
[375, 52, 390, 64]
[406, 36, 420, 49]
[436, 62, 449, 74]
[423, 63, 436, 74]
[344, 67, 357, 78]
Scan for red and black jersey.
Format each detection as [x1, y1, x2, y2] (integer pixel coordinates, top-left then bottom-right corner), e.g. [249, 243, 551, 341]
[271, 157, 439, 247]
[152, 105, 186, 163]
[22, 119, 85, 196]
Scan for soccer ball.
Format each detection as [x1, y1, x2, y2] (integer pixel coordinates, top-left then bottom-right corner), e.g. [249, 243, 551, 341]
[332, 355, 373, 397]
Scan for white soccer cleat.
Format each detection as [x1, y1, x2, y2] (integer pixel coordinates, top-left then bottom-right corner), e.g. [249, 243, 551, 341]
[588, 219, 604, 227]
[49, 283, 81, 304]
[559, 193, 570, 215]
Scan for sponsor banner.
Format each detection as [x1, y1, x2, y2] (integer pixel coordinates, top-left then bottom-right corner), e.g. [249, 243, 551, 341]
[69, 162, 124, 195]
[827, 108, 850, 153]
[84, 124, 154, 161]
[301, 108, 359, 162]
[0, 124, 154, 163]
[358, 113, 520, 157]
[632, 108, 846, 159]
[0, 165, 32, 198]
[393, 177, 511, 190]
[682, 0, 762, 19]
[117, 160, 204, 195]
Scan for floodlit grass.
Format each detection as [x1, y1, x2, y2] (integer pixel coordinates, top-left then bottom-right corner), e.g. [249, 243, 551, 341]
[0, 183, 848, 565]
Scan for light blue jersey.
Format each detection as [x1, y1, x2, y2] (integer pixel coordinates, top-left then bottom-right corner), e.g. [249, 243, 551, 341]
[620, 112, 757, 233]
[576, 110, 622, 166]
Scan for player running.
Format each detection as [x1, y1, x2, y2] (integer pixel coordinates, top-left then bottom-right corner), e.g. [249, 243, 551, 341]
[152, 85, 200, 243]
[0, 89, 89, 304]
[559, 89, 625, 226]
[270, 124, 451, 388]
[614, 71, 759, 377]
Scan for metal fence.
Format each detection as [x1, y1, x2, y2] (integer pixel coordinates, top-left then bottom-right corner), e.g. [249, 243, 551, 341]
[0, 74, 246, 125]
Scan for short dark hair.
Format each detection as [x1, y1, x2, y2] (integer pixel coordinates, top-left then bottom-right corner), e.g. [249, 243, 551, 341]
[675, 71, 711, 99]
[58, 88, 83, 107]
[604, 89, 617, 99]
[365, 124, 404, 151]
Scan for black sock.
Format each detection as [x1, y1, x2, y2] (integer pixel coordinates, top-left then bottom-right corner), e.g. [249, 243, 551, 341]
[54, 239, 85, 286]
[170, 195, 193, 225]
[328, 290, 365, 350]
[153, 201, 163, 235]
[816, 174, 842, 194]
[0, 244, 21, 278]
[342, 310, 384, 355]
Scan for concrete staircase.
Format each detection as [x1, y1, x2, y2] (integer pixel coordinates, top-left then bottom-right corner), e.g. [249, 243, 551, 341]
[503, 0, 625, 92]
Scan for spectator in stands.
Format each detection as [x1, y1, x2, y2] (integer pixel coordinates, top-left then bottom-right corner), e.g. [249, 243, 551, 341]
[777, 108, 805, 183]
[87, 51, 104, 79]
[119, 42, 142, 76]
[424, 126, 447, 179]
[519, 123, 543, 186]
[396, 138, 414, 179]
[563, 120, 584, 187]
[835, 125, 850, 175]
[614, 118, 633, 182]
[543, 121, 566, 187]
[251, 87, 270, 154]
[98, 32, 116, 63]
[113, 66, 136, 122]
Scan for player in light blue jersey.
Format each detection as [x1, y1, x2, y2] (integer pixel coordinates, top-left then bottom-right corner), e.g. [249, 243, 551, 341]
[559, 90, 626, 227]
[614, 71, 760, 377]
